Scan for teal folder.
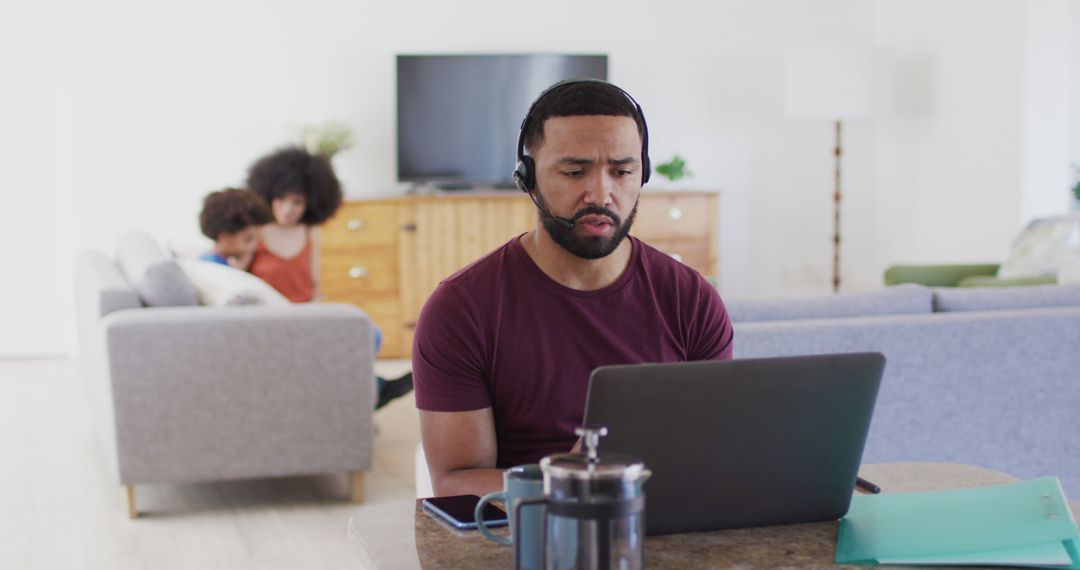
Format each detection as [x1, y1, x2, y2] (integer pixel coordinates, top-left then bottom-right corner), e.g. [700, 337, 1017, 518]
[836, 476, 1080, 567]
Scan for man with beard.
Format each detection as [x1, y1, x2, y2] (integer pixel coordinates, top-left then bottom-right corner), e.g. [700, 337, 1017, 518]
[413, 80, 734, 496]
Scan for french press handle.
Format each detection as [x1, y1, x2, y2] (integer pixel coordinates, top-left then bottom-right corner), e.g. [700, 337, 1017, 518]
[513, 496, 549, 570]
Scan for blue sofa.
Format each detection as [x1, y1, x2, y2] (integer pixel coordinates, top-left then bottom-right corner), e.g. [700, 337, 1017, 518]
[727, 284, 1080, 496]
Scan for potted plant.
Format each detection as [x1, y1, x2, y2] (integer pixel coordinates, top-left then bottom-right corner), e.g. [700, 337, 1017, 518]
[298, 121, 355, 158]
[1071, 163, 1080, 210]
[655, 154, 692, 187]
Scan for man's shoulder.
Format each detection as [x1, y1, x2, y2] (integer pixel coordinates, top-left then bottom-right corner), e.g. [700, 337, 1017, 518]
[632, 236, 732, 359]
[631, 236, 725, 309]
[633, 237, 708, 284]
[414, 236, 526, 372]
[439, 235, 525, 292]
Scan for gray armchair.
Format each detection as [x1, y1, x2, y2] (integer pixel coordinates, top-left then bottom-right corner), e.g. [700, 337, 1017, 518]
[74, 244, 376, 517]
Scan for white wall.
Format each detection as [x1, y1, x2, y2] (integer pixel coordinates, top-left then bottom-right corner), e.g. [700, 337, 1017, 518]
[0, 1, 71, 357]
[1071, 0, 1080, 194]
[2, 0, 1074, 357]
[872, 0, 1028, 268]
[1021, 0, 1075, 220]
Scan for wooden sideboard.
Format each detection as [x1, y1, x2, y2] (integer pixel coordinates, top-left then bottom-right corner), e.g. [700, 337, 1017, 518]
[319, 190, 718, 358]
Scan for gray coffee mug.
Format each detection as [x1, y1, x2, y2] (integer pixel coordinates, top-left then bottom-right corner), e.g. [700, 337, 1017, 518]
[476, 464, 545, 570]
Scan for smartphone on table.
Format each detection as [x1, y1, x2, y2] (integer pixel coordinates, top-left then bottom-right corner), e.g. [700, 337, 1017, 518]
[422, 494, 508, 530]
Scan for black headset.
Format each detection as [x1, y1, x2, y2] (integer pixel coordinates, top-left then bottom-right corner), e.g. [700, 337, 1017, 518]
[512, 78, 651, 196]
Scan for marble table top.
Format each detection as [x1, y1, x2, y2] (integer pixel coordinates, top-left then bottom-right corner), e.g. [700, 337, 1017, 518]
[347, 462, 1080, 569]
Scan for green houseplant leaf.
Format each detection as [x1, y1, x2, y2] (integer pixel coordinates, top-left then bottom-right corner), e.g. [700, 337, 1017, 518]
[1072, 163, 1080, 201]
[299, 121, 355, 158]
[656, 154, 691, 182]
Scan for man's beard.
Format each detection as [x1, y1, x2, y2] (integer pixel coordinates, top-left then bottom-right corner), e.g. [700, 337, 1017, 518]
[537, 194, 638, 260]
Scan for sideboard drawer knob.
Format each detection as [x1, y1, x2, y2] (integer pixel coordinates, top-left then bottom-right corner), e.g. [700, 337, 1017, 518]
[348, 266, 369, 279]
[667, 207, 683, 221]
[346, 219, 366, 231]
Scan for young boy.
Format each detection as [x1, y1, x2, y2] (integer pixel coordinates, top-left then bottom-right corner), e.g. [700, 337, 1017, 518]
[198, 188, 274, 270]
[197, 185, 413, 408]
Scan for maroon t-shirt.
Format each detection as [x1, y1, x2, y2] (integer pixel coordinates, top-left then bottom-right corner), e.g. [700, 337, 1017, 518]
[413, 235, 734, 468]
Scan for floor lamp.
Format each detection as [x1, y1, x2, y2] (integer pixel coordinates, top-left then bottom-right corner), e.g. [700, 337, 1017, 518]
[784, 47, 887, 293]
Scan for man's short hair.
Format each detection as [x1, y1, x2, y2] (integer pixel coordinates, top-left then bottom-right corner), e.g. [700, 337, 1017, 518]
[521, 80, 646, 155]
[199, 188, 273, 240]
[246, 146, 343, 225]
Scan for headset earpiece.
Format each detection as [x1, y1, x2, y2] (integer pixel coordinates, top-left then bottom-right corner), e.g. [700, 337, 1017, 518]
[513, 157, 535, 193]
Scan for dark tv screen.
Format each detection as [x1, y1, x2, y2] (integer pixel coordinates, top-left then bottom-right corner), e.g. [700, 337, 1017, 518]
[397, 54, 608, 186]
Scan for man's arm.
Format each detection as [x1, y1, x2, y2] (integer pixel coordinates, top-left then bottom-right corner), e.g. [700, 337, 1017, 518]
[421, 407, 505, 496]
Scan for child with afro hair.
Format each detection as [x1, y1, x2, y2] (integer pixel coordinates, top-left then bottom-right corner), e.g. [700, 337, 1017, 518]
[247, 146, 342, 303]
[198, 188, 273, 270]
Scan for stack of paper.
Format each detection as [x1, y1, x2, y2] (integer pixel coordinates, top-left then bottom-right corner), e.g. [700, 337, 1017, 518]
[836, 476, 1080, 567]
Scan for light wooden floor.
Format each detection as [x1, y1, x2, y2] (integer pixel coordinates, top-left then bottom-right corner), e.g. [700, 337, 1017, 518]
[0, 357, 421, 569]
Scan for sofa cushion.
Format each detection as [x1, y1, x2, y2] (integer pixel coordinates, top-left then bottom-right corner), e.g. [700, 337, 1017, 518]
[114, 231, 198, 307]
[725, 284, 932, 323]
[933, 283, 1080, 312]
[178, 260, 290, 306]
[997, 217, 1078, 279]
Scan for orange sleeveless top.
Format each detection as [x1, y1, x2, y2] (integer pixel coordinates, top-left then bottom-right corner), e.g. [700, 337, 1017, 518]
[250, 230, 314, 303]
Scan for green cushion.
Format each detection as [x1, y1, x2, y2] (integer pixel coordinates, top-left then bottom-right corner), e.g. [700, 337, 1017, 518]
[884, 264, 1001, 287]
[956, 275, 1058, 288]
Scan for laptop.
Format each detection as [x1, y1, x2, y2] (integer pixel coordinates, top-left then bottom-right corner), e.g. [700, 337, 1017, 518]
[583, 352, 885, 536]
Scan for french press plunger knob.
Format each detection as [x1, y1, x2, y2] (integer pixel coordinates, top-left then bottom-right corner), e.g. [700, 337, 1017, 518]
[574, 425, 609, 465]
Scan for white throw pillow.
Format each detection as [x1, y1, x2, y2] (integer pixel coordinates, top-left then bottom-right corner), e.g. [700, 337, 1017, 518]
[997, 219, 1078, 279]
[178, 260, 290, 306]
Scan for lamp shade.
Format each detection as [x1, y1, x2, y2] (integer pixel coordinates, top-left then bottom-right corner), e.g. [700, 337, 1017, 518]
[783, 46, 890, 120]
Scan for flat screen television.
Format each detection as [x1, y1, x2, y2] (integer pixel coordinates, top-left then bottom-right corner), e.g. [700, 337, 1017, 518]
[396, 54, 608, 188]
